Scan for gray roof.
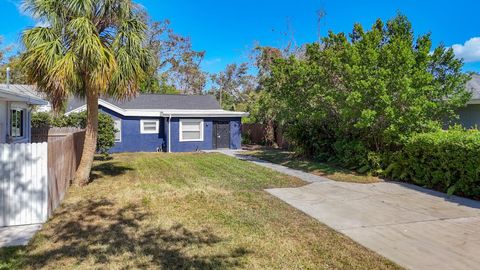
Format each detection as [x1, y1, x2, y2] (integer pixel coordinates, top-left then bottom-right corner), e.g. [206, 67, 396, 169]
[0, 84, 47, 105]
[66, 94, 222, 112]
[467, 74, 480, 100]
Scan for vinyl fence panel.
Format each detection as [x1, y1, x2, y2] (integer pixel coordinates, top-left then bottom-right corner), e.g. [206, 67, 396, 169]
[0, 142, 48, 227]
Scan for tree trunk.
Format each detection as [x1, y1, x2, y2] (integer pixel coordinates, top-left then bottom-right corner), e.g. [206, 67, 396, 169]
[73, 90, 99, 186]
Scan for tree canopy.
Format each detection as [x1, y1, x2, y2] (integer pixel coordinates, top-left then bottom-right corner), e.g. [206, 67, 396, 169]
[260, 14, 471, 167]
[21, 0, 151, 184]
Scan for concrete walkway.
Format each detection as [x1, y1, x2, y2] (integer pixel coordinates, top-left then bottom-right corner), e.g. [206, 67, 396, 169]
[0, 224, 41, 247]
[213, 150, 480, 270]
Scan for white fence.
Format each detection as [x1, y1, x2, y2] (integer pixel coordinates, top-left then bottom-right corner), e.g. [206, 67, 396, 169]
[0, 143, 48, 226]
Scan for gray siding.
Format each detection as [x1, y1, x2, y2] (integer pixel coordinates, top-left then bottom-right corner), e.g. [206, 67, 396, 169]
[457, 104, 480, 129]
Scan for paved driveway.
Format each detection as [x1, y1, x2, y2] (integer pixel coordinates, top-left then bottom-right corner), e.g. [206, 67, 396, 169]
[213, 150, 480, 270]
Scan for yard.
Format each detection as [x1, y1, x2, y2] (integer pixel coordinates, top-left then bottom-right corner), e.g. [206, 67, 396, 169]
[1, 152, 399, 269]
[243, 147, 380, 184]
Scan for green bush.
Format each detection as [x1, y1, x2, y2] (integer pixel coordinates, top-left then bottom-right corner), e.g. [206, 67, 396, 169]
[31, 112, 51, 128]
[258, 14, 470, 176]
[385, 129, 480, 197]
[31, 111, 116, 155]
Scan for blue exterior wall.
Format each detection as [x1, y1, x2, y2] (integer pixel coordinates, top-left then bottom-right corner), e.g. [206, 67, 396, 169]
[166, 117, 242, 152]
[99, 106, 242, 153]
[99, 106, 165, 153]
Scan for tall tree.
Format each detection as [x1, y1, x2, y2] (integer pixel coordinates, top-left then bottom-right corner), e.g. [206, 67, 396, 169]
[22, 0, 151, 185]
[209, 63, 255, 110]
[141, 15, 206, 94]
[0, 54, 29, 84]
[261, 14, 470, 164]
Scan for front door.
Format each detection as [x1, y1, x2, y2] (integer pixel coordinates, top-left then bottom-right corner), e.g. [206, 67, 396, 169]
[213, 121, 230, 149]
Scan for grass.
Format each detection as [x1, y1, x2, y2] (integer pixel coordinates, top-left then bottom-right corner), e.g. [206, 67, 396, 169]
[1, 152, 399, 269]
[242, 147, 381, 184]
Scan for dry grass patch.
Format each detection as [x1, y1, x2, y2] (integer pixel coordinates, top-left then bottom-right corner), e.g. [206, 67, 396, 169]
[2, 152, 399, 269]
[243, 148, 381, 184]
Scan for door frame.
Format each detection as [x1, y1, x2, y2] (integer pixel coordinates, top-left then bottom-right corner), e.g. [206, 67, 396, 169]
[213, 121, 231, 149]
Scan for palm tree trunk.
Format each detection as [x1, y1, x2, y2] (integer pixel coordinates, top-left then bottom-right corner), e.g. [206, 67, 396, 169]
[73, 90, 98, 186]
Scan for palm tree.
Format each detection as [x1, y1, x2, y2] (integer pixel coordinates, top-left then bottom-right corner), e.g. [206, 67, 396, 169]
[21, 0, 151, 185]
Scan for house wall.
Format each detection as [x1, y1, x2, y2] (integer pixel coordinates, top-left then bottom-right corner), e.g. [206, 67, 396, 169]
[167, 117, 242, 152]
[0, 101, 32, 143]
[0, 101, 6, 143]
[457, 104, 480, 129]
[99, 106, 166, 153]
[99, 106, 242, 153]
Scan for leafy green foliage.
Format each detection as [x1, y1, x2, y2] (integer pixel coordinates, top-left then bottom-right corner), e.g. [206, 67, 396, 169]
[385, 129, 480, 197]
[208, 63, 256, 110]
[260, 14, 471, 170]
[0, 55, 29, 84]
[31, 112, 52, 128]
[21, 0, 151, 110]
[31, 112, 115, 155]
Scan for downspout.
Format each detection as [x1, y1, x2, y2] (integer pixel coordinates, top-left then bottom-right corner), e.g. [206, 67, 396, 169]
[168, 114, 172, 153]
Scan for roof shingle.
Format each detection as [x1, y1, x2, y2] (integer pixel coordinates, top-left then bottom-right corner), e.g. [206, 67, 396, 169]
[66, 94, 221, 112]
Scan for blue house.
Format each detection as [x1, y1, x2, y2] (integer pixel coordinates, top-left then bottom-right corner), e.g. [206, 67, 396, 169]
[65, 94, 248, 153]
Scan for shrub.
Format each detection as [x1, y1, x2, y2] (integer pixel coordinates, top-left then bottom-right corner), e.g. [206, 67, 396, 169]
[31, 112, 51, 128]
[31, 111, 116, 155]
[384, 129, 480, 197]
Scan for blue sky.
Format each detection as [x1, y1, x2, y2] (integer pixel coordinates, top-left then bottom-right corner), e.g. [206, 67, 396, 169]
[1, 0, 479, 73]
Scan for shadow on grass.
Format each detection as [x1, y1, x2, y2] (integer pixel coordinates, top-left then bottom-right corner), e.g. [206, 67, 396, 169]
[245, 149, 349, 176]
[89, 162, 134, 182]
[25, 199, 250, 269]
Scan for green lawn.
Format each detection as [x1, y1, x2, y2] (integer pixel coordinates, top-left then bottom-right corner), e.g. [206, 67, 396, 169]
[243, 148, 381, 184]
[1, 152, 399, 269]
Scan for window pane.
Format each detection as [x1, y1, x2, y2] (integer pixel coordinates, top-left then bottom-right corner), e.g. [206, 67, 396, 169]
[114, 120, 121, 142]
[182, 131, 201, 140]
[10, 109, 24, 137]
[143, 122, 157, 127]
[141, 120, 158, 133]
[182, 122, 201, 132]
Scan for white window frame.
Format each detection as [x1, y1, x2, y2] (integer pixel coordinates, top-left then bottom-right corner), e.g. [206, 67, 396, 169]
[140, 119, 159, 134]
[10, 107, 26, 139]
[179, 119, 204, 142]
[114, 119, 122, 142]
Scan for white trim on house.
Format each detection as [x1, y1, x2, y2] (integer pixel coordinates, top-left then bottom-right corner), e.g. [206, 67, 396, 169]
[179, 119, 204, 142]
[140, 119, 159, 134]
[0, 87, 47, 105]
[65, 99, 249, 118]
[467, 99, 480, 105]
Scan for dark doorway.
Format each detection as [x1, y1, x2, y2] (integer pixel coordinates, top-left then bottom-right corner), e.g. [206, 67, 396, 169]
[213, 121, 230, 149]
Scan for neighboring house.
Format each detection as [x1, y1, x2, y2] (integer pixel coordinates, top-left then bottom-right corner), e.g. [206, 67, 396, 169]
[65, 94, 248, 153]
[0, 84, 48, 143]
[458, 74, 480, 129]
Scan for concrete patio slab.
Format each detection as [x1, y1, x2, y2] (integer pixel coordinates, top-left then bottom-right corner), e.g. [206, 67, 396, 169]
[0, 224, 41, 247]
[215, 149, 480, 270]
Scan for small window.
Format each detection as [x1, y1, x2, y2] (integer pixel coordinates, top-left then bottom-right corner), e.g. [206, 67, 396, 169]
[114, 119, 122, 142]
[10, 109, 24, 138]
[179, 119, 204, 142]
[140, 119, 159, 134]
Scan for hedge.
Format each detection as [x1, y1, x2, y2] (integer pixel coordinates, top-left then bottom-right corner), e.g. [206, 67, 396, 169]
[32, 111, 116, 155]
[385, 129, 480, 197]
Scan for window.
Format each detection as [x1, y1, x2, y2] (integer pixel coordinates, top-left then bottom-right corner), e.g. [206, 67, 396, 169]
[10, 109, 24, 138]
[140, 119, 159, 134]
[114, 119, 122, 142]
[179, 119, 203, 142]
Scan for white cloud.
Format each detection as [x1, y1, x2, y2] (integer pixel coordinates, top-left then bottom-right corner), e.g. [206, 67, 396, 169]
[452, 37, 480, 63]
